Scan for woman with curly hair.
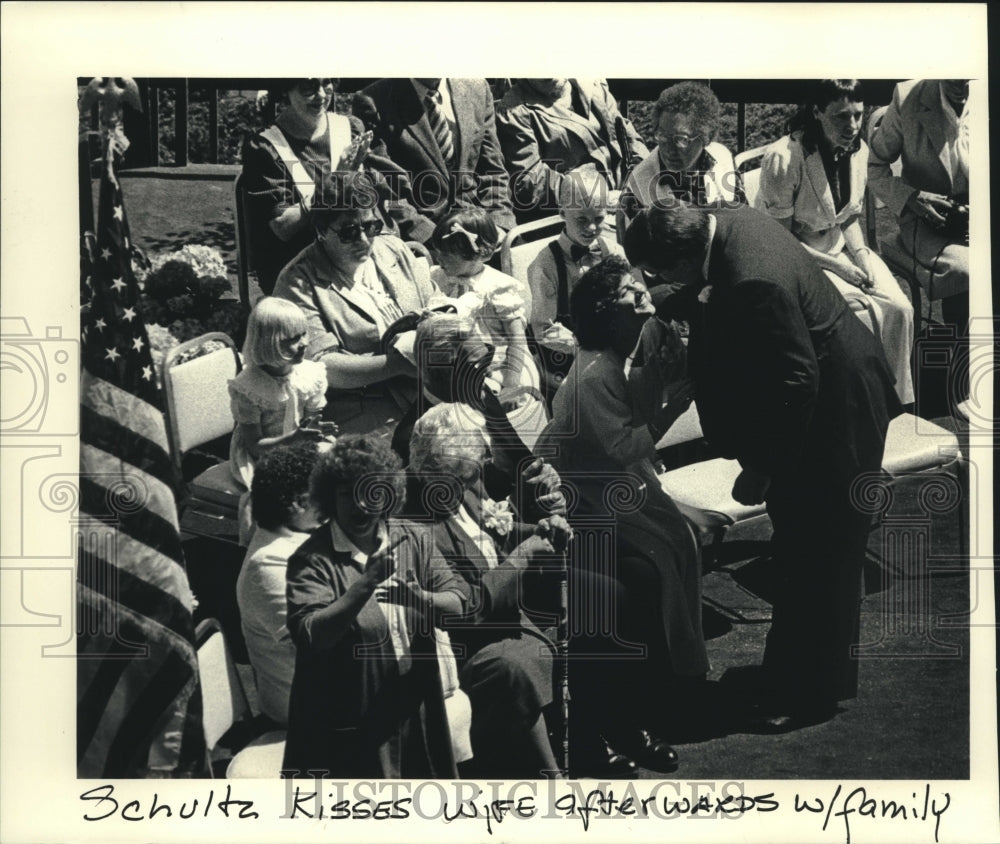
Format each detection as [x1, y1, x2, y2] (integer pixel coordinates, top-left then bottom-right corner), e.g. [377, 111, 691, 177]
[282, 434, 469, 778]
[621, 81, 744, 216]
[538, 255, 708, 771]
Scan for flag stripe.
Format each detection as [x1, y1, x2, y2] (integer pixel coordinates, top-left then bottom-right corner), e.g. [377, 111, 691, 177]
[105, 650, 200, 777]
[77, 586, 200, 775]
[77, 546, 193, 636]
[81, 441, 182, 535]
[80, 476, 185, 568]
[80, 403, 176, 492]
[81, 370, 171, 452]
[77, 636, 132, 757]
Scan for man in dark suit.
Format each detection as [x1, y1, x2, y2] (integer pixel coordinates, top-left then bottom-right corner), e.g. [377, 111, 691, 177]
[497, 78, 649, 222]
[354, 78, 516, 244]
[624, 203, 903, 730]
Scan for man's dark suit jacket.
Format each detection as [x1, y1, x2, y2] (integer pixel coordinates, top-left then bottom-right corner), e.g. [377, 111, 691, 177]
[656, 205, 905, 704]
[355, 78, 516, 243]
[657, 205, 901, 484]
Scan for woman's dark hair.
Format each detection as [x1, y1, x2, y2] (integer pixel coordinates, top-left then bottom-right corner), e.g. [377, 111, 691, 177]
[310, 170, 380, 225]
[309, 434, 406, 521]
[652, 81, 722, 142]
[431, 208, 500, 261]
[787, 79, 864, 152]
[623, 205, 711, 274]
[570, 255, 635, 350]
[251, 442, 321, 531]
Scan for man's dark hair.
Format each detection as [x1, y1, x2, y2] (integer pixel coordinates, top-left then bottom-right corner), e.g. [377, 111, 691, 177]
[623, 205, 711, 273]
[251, 442, 321, 531]
[570, 255, 634, 351]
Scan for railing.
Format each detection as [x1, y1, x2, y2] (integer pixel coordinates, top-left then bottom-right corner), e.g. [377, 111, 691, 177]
[79, 77, 904, 168]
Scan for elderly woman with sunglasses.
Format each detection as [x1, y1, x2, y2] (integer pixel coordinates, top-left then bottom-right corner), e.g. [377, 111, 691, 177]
[621, 81, 744, 217]
[274, 171, 447, 439]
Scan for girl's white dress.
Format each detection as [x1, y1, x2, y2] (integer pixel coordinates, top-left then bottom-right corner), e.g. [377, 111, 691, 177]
[227, 360, 328, 488]
[431, 264, 549, 448]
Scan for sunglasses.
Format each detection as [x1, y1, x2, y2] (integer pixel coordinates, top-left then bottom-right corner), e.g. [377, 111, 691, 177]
[654, 131, 704, 149]
[321, 220, 384, 243]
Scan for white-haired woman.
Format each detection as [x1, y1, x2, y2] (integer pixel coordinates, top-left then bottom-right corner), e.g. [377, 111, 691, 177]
[409, 402, 568, 778]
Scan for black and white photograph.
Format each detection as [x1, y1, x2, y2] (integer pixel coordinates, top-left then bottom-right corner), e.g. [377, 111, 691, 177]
[1, 3, 995, 843]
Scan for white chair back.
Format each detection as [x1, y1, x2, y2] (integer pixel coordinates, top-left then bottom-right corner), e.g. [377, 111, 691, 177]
[734, 145, 769, 208]
[162, 332, 241, 472]
[654, 402, 704, 451]
[195, 618, 252, 752]
[500, 215, 564, 286]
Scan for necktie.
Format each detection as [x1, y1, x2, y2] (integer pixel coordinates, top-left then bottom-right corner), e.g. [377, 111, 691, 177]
[424, 89, 454, 168]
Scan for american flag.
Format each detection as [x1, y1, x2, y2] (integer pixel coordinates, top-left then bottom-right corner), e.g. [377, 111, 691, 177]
[78, 144, 206, 777]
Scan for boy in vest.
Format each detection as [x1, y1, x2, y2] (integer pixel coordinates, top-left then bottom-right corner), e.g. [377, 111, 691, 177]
[527, 169, 626, 401]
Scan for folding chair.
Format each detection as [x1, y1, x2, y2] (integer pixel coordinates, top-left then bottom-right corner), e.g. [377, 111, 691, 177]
[195, 618, 286, 778]
[499, 215, 564, 287]
[233, 172, 254, 308]
[162, 332, 244, 544]
[404, 239, 434, 265]
[864, 105, 930, 334]
[658, 407, 963, 551]
[733, 145, 770, 208]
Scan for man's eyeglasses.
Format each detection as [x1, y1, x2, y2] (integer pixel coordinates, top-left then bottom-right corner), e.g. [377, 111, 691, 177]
[323, 220, 384, 243]
[654, 131, 704, 149]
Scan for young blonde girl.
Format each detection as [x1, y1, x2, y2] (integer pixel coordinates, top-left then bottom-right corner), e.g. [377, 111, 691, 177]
[430, 209, 540, 404]
[228, 297, 329, 490]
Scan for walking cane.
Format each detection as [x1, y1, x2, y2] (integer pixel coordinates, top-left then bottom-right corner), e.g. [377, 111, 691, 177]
[478, 387, 570, 778]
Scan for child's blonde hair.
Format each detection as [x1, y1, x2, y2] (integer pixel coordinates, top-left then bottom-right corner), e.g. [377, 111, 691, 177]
[243, 297, 308, 367]
[557, 168, 610, 212]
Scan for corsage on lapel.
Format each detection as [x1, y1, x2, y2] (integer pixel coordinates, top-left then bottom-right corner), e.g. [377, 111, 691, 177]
[481, 497, 514, 537]
[697, 284, 713, 304]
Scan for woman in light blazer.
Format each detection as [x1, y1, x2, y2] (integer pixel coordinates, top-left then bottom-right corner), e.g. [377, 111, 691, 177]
[756, 79, 914, 405]
[274, 172, 446, 438]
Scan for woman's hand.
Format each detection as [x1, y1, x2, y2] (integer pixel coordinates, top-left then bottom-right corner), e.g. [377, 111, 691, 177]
[828, 254, 871, 290]
[905, 190, 953, 229]
[296, 416, 339, 445]
[539, 320, 577, 354]
[336, 130, 373, 172]
[387, 329, 417, 366]
[851, 248, 877, 291]
[363, 538, 397, 587]
[522, 457, 567, 515]
[535, 514, 573, 554]
[375, 570, 427, 609]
